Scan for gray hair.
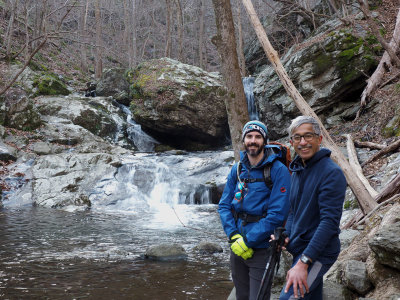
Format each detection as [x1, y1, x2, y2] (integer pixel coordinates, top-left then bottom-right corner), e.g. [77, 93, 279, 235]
[288, 116, 321, 137]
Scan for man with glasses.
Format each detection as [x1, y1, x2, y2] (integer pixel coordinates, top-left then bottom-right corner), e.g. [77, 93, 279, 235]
[279, 115, 347, 300]
[219, 120, 291, 300]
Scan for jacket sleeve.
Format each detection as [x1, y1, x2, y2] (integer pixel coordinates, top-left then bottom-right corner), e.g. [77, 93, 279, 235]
[245, 161, 291, 247]
[303, 167, 347, 261]
[218, 163, 239, 240]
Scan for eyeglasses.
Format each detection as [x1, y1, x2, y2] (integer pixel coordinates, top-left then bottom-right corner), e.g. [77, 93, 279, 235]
[234, 182, 247, 202]
[291, 133, 318, 143]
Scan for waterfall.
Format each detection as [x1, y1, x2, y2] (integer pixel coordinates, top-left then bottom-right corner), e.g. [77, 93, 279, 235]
[118, 104, 159, 152]
[242, 76, 259, 120]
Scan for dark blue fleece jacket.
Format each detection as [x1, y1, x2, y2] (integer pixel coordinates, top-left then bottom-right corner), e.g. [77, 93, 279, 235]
[285, 148, 346, 264]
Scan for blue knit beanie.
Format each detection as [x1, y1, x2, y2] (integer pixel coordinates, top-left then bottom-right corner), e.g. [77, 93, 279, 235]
[242, 120, 268, 141]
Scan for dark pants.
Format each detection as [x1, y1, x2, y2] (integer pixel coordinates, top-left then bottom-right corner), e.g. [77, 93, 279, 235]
[230, 248, 270, 300]
[279, 255, 332, 300]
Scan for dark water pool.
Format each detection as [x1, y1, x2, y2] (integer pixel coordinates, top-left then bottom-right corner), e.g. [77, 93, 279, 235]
[0, 206, 233, 299]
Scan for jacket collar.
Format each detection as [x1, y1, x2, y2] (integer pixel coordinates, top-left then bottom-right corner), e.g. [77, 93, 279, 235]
[289, 148, 331, 172]
[240, 145, 279, 169]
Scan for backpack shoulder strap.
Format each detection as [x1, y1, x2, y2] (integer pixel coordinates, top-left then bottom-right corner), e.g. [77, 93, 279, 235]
[263, 164, 273, 190]
[236, 161, 242, 182]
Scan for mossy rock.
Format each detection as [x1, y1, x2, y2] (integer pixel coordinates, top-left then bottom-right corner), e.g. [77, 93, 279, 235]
[32, 74, 70, 96]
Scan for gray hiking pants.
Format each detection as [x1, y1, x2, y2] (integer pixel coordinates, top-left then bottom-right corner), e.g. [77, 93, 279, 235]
[230, 248, 270, 300]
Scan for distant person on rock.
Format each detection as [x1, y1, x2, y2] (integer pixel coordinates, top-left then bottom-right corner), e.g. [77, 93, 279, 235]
[277, 115, 347, 300]
[218, 120, 291, 300]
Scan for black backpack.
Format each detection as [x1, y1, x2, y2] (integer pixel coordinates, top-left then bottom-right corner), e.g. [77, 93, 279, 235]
[237, 142, 291, 190]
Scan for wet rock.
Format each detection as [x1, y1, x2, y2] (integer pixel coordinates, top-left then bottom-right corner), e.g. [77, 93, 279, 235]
[0, 141, 17, 162]
[145, 243, 187, 261]
[30, 152, 122, 208]
[193, 241, 223, 254]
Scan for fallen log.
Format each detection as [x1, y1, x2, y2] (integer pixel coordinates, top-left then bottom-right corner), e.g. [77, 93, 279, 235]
[353, 140, 386, 150]
[344, 134, 378, 198]
[375, 173, 400, 204]
[361, 138, 400, 167]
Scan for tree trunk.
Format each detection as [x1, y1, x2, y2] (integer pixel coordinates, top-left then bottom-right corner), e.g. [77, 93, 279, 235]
[236, 0, 247, 77]
[123, 0, 130, 48]
[212, 0, 250, 161]
[241, 0, 377, 215]
[5, 0, 19, 59]
[79, 0, 89, 73]
[95, 0, 103, 79]
[198, 0, 205, 68]
[174, 0, 184, 62]
[165, 0, 172, 57]
[130, 0, 138, 68]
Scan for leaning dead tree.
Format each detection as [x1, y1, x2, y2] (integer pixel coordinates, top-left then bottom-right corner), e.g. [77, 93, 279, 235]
[241, 0, 377, 215]
[357, 6, 400, 119]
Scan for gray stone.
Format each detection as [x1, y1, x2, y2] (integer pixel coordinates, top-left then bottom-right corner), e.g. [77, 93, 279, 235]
[95, 68, 130, 105]
[369, 222, 400, 271]
[342, 260, 373, 295]
[145, 243, 187, 261]
[340, 229, 361, 250]
[323, 280, 353, 300]
[193, 241, 223, 254]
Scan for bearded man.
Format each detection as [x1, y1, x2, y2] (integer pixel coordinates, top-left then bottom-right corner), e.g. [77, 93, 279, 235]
[219, 120, 291, 300]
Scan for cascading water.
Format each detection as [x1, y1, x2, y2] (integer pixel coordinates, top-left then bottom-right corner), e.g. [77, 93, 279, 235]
[116, 103, 159, 152]
[243, 76, 259, 120]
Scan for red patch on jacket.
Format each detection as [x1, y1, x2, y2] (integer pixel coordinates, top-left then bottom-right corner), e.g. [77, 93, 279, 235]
[280, 187, 286, 193]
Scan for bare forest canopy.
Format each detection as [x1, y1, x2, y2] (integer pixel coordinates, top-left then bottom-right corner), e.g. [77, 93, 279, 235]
[0, 0, 348, 79]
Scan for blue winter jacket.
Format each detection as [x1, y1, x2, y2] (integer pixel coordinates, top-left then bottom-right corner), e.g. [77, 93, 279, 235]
[285, 148, 347, 264]
[218, 145, 291, 249]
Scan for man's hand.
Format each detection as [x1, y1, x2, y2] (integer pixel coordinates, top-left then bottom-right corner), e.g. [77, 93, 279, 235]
[270, 234, 290, 251]
[230, 234, 254, 260]
[284, 259, 309, 298]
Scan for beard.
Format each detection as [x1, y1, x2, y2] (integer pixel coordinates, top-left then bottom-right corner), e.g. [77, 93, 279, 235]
[245, 143, 264, 157]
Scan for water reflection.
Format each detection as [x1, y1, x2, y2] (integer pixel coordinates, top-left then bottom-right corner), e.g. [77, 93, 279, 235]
[0, 207, 232, 299]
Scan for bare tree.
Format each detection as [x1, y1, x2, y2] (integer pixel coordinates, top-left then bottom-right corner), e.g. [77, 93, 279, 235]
[212, 0, 250, 161]
[174, 0, 184, 62]
[236, 0, 247, 77]
[5, 0, 19, 59]
[241, 0, 377, 215]
[165, 0, 172, 57]
[198, 0, 205, 68]
[79, 0, 89, 73]
[95, 0, 103, 79]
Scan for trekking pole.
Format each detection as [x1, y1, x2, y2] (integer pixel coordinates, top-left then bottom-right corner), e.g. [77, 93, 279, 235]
[256, 227, 287, 300]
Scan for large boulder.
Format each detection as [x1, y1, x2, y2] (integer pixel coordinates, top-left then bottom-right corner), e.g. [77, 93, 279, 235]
[128, 58, 229, 150]
[35, 95, 125, 142]
[1, 87, 42, 130]
[95, 68, 131, 105]
[253, 20, 382, 138]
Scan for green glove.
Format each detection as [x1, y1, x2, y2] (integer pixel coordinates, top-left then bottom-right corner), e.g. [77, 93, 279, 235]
[230, 234, 254, 260]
